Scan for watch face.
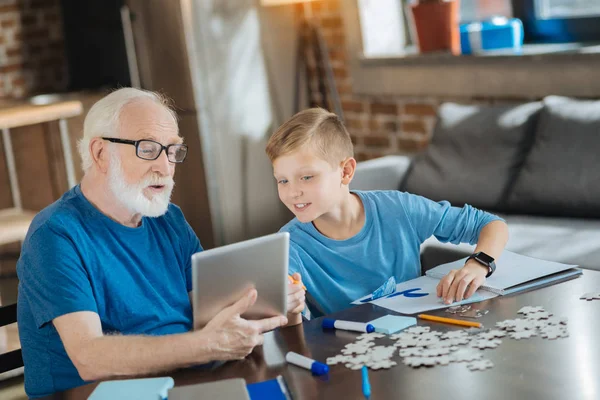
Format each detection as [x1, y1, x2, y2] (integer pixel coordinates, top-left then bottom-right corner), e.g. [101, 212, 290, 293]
[475, 252, 495, 264]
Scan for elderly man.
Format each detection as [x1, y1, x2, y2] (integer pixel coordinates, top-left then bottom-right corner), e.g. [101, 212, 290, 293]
[16, 88, 306, 398]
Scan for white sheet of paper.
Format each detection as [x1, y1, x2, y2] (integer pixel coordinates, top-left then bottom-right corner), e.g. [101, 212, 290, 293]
[352, 276, 498, 315]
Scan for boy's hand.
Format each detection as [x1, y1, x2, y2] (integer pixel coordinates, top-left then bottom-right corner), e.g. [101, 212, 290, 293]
[436, 260, 488, 304]
[286, 273, 305, 326]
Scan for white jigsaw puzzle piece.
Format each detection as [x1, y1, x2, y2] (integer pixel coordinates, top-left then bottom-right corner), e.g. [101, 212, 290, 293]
[509, 330, 538, 340]
[356, 332, 387, 341]
[517, 306, 545, 315]
[580, 292, 600, 301]
[466, 359, 494, 371]
[539, 326, 569, 340]
[477, 330, 506, 340]
[367, 360, 397, 370]
[440, 330, 470, 340]
[403, 356, 437, 368]
[404, 326, 431, 335]
[451, 348, 484, 362]
[524, 311, 553, 320]
[470, 338, 502, 349]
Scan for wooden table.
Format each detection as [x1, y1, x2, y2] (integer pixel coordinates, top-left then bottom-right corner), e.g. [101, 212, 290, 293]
[46, 270, 600, 400]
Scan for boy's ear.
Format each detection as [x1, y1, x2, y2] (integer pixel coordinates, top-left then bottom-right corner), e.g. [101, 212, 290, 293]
[340, 157, 357, 186]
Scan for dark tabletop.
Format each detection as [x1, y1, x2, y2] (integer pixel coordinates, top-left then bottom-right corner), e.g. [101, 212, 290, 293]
[46, 270, 600, 400]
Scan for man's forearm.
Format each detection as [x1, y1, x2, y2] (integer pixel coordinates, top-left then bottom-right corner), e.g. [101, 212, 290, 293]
[74, 331, 215, 381]
[474, 220, 509, 259]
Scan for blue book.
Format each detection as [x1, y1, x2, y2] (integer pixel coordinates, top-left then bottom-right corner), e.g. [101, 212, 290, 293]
[88, 377, 174, 400]
[246, 376, 292, 400]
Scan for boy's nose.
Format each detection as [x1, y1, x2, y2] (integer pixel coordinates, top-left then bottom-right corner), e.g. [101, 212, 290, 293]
[291, 188, 303, 199]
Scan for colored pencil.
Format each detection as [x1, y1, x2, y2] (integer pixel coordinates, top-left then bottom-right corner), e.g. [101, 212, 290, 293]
[417, 314, 482, 328]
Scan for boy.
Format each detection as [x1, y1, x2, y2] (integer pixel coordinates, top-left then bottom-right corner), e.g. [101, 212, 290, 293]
[266, 108, 508, 315]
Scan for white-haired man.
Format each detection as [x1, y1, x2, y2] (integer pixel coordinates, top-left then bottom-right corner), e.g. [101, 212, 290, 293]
[16, 88, 306, 398]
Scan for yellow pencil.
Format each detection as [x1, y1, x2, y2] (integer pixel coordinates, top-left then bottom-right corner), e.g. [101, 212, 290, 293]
[288, 275, 307, 290]
[417, 314, 482, 328]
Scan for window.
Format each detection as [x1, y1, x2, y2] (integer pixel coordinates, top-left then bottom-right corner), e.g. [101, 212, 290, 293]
[535, 0, 600, 19]
[356, 0, 600, 58]
[512, 0, 600, 43]
[357, 0, 407, 57]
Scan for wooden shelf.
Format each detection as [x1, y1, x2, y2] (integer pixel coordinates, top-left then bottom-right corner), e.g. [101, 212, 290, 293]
[0, 208, 36, 246]
[0, 101, 83, 129]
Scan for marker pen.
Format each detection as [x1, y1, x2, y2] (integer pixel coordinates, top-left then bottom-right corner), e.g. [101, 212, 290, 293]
[285, 352, 329, 376]
[322, 318, 375, 333]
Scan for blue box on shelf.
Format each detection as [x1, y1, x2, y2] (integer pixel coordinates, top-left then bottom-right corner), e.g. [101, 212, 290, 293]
[460, 17, 524, 55]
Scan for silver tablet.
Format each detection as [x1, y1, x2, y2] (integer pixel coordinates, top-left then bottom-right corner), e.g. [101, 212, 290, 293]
[192, 232, 289, 329]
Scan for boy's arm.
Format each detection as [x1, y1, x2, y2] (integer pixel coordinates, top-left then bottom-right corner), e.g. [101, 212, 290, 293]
[400, 193, 508, 303]
[436, 220, 508, 304]
[286, 272, 305, 326]
[285, 246, 306, 326]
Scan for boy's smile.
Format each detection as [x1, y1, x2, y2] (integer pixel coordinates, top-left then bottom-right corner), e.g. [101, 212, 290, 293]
[294, 203, 312, 212]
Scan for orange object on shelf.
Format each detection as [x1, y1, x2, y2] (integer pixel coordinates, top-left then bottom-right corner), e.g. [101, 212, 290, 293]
[410, 0, 461, 55]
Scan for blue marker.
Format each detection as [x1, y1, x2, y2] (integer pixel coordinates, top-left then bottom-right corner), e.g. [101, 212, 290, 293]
[285, 352, 329, 376]
[362, 366, 371, 399]
[322, 318, 375, 333]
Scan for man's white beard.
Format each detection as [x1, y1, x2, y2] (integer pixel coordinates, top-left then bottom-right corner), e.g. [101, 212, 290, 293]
[108, 151, 174, 217]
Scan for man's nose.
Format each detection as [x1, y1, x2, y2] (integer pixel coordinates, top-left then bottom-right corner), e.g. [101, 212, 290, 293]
[151, 149, 172, 176]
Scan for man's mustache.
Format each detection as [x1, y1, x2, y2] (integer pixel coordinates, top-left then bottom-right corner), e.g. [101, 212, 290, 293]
[144, 174, 174, 187]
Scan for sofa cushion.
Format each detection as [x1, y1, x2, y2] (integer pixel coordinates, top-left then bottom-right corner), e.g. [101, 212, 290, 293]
[506, 96, 600, 218]
[403, 101, 542, 210]
[351, 155, 412, 191]
[420, 213, 600, 272]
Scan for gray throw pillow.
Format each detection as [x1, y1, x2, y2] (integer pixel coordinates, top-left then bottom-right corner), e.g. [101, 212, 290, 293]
[403, 101, 542, 209]
[506, 96, 600, 218]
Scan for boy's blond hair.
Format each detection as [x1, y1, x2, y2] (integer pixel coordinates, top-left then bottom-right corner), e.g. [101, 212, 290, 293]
[266, 108, 354, 166]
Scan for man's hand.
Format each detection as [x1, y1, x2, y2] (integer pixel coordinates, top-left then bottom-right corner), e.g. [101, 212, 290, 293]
[286, 273, 306, 326]
[436, 260, 488, 304]
[200, 289, 288, 360]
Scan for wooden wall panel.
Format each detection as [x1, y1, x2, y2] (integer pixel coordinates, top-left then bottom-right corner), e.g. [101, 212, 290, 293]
[171, 114, 215, 249]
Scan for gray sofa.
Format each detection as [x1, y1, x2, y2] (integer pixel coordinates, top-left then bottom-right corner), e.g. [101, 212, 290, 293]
[351, 96, 600, 272]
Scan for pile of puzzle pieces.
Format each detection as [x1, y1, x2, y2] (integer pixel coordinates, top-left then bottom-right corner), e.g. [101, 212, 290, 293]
[326, 306, 568, 372]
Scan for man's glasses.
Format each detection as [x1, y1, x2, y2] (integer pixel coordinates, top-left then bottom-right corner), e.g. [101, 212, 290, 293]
[102, 137, 188, 163]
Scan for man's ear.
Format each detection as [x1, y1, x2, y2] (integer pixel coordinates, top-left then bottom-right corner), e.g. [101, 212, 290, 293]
[90, 137, 110, 173]
[340, 157, 357, 186]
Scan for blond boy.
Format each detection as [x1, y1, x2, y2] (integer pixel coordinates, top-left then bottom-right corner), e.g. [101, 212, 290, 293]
[266, 108, 509, 315]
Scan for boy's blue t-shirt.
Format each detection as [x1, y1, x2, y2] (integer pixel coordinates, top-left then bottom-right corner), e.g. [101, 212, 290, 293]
[16, 185, 202, 398]
[280, 190, 503, 315]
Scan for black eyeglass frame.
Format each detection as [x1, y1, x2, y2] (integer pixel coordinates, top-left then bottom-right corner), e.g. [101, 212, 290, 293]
[101, 137, 188, 163]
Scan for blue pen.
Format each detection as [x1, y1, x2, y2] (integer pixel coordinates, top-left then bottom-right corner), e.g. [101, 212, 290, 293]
[322, 318, 375, 333]
[362, 366, 371, 399]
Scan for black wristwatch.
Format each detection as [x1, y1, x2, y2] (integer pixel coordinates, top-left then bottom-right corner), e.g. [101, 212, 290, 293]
[466, 252, 496, 278]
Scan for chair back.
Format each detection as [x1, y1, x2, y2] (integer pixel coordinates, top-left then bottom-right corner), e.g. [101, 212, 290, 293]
[0, 303, 23, 374]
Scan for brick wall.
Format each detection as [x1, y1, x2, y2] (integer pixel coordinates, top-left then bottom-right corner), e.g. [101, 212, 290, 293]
[0, 0, 66, 99]
[302, 0, 503, 160]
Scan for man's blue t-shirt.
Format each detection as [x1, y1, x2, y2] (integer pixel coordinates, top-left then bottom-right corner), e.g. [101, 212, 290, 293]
[16, 185, 202, 398]
[280, 190, 503, 315]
